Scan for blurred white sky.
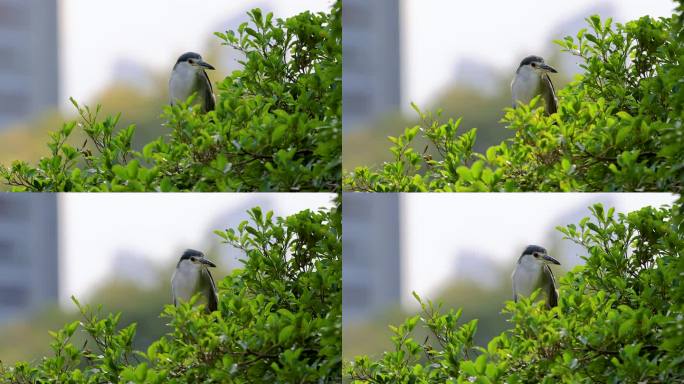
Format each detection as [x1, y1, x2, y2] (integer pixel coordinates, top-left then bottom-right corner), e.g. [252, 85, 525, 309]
[59, 193, 335, 307]
[403, 0, 676, 109]
[58, 0, 332, 110]
[401, 193, 676, 308]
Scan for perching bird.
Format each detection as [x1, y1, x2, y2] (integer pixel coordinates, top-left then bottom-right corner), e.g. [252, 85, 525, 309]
[511, 245, 560, 308]
[169, 52, 216, 113]
[171, 249, 218, 312]
[511, 55, 558, 115]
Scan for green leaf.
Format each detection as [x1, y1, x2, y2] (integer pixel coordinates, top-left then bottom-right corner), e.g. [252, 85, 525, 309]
[271, 124, 288, 144]
[618, 319, 635, 337]
[278, 325, 294, 344]
[475, 354, 487, 374]
[615, 126, 630, 145]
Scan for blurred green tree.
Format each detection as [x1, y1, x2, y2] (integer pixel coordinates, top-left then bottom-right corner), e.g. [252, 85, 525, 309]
[345, 7, 682, 192]
[1, 3, 341, 192]
[347, 202, 684, 382]
[0, 278, 170, 365]
[343, 277, 513, 363]
[0, 203, 342, 382]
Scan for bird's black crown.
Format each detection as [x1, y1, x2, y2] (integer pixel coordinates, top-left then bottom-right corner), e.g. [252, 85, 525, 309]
[519, 55, 545, 67]
[180, 249, 204, 261]
[176, 52, 203, 64]
[522, 244, 547, 256]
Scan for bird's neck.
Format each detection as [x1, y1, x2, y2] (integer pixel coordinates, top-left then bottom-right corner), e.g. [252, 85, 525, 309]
[177, 261, 203, 281]
[518, 255, 543, 272]
[518, 66, 541, 82]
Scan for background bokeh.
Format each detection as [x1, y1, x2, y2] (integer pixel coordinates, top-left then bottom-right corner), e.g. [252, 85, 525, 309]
[343, 0, 676, 171]
[342, 193, 676, 360]
[0, 0, 332, 176]
[0, 193, 335, 363]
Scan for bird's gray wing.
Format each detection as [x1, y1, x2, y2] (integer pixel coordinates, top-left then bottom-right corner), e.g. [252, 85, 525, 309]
[511, 270, 518, 302]
[542, 264, 559, 308]
[541, 74, 558, 115]
[201, 267, 218, 312]
[201, 70, 215, 112]
[171, 273, 177, 306]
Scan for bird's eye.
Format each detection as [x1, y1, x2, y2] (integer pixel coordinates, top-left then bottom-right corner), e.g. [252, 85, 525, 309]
[533, 252, 539, 257]
[531, 63, 537, 68]
[190, 257, 196, 262]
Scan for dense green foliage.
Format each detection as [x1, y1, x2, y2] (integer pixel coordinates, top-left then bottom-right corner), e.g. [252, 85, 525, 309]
[0, 204, 342, 382]
[1, 3, 341, 192]
[347, 203, 684, 383]
[345, 6, 683, 192]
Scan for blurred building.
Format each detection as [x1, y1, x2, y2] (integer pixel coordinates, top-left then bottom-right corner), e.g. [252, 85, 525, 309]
[109, 251, 157, 290]
[0, 194, 58, 323]
[342, 0, 401, 131]
[453, 251, 499, 289]
[0, 0, 58, 130]
[452, 58, 499, 97]
[343, 193, 401, 323]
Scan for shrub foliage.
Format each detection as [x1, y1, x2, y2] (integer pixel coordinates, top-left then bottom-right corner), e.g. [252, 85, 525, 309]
[345, 7, 683, 192]
[0, 204, 342, 382]
[347, 203, 684, 383]
[1, 3, 341, 192]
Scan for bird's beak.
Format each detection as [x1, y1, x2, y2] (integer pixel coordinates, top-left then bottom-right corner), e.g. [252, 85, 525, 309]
[539, 63, 557, 73]
[199, 258, 216, 268]
[542, 254, 561, 265]
[198, 60, 215, 70]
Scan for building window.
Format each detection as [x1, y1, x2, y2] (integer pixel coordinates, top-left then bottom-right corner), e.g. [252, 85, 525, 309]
[0, 239, 16, 263]
[342, 1, 371, 29]
[0, 46, 23, 72]
[342, 90, 372, 120]
[343, 285, 369, 308]
[0, 196, 25, 219]
[0, 92, 30, 116]
[0, 3, 29, 29]
[0, 284, 28, 307]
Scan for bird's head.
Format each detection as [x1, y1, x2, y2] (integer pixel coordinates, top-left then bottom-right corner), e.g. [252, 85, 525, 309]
[177, 249, 216, 269]
[519, 244, 560, 265]
[174, 52, 215, 72]
[518, 55, 557, 75]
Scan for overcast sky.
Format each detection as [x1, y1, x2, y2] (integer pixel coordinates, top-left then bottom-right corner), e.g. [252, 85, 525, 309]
[58, 0, 333, 110]
[59, 193, 335, 307]
[401, 193, 676, 308]
[402, 0, 676, 109]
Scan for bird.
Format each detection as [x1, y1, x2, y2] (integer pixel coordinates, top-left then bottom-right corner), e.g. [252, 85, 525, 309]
[511, 245, 561, 308]
[169, 52, 216, 113]
[171, 249, 218, 312]
[511, 55, 558, 115]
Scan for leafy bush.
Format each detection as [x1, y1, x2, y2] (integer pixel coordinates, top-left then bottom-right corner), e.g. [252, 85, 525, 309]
[0, 204, 342, 382]
[345, 6, 682, 192]
[1, 2, 341, 192]
[346, 202, 683, 383]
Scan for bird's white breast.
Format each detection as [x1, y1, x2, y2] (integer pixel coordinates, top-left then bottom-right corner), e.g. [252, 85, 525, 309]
[169, 62, 201, 106]
[512, 256, 543, 298]
[511, 66, 541, 107]
[171, 261, 206, 305]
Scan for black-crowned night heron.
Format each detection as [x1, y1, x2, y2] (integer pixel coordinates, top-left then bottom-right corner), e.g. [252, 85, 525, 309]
[169, 52, 216, 113]
[511, 245, 560, 308]
[171, 249, 218, 312]
[511, 55, 558, 115]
